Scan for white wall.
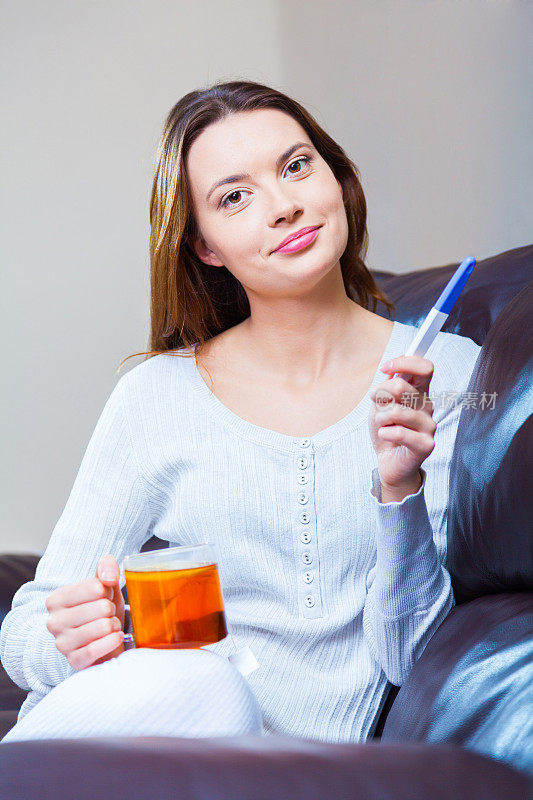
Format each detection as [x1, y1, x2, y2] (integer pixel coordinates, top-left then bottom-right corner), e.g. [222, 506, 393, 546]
[1, 0, 531, 553]
[1, 0, 283, 553]
[279, 0, 532, 270]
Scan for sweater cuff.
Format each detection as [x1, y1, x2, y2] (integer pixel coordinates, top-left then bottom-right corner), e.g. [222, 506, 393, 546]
[370, 467, 426, 505]
[24, 621, 76, 693]
[368, 467, 432, 565]
[368, 467, 446, 615]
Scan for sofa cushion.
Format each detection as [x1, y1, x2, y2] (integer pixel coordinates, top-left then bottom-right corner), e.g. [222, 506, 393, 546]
[0, 736, 529, 800]
[0, 554, 41, 627]
[0, 554, 42, 724]
[381, 592, 533, 777]
[446, 280, 533, 600]
[0, 710, 18, 741]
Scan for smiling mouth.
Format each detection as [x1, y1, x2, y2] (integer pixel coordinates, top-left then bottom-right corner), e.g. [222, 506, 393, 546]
[272, 225, 322, 254]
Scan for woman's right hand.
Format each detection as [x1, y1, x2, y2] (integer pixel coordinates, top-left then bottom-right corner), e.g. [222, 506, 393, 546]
[45, 555, 126, 670]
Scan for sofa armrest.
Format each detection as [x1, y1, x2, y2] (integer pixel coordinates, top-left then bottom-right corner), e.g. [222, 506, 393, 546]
[381, 592, 533, 777]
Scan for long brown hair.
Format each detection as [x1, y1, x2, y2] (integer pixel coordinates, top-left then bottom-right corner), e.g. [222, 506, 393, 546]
[117, 80, 394, 375]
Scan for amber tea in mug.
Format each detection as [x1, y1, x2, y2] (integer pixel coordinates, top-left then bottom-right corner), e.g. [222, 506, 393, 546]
[123, 543, 228, 649]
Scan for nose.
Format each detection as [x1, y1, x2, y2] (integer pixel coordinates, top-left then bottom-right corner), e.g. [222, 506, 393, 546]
[266, 183, 303, 228]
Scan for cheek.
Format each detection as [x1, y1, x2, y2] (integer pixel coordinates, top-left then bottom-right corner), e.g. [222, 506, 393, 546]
[227, 212, 264, 248]
[325, 182, 349, 249]
[319, 183, 348, 238]
[329, 180, 345, 212]
[311, 175, 344, 216]
[210, 216, 264, 262]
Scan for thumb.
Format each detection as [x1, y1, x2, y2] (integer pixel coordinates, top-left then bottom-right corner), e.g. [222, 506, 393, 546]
[96, 555, 120, 585]
[96, 555, 125, 628]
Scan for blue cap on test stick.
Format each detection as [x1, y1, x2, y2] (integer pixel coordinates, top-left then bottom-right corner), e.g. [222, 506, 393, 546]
[434, 257, 476, 314]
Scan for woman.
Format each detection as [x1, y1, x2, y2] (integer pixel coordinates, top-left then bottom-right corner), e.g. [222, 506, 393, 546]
[0, 80, 480, 743]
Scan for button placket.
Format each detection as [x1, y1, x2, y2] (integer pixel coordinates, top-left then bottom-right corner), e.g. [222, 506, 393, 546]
[294, 438, 321, 617]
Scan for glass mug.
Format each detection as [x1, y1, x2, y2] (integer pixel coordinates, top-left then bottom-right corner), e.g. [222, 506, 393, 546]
[122, 543, 228, 649]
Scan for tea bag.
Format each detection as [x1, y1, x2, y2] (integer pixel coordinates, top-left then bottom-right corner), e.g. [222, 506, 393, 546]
[227, 646, 260, 676]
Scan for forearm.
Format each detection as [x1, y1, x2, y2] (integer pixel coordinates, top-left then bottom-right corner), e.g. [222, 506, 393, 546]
[363, 467, 454, 684]
[0, 605, 75, 695]
[369, 468, 445, 604]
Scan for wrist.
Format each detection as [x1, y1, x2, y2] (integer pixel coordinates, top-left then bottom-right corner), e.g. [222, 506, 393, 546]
[380, 469, 423, 503]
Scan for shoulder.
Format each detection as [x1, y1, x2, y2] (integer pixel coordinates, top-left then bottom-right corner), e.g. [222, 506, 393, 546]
[111, 350, 196, 417]
[427, 329, 481, 392]
[393, 320, 481, 392]
[118, 349, 195, 387]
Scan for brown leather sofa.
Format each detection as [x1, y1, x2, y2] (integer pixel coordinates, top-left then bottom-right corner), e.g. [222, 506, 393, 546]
[1, 245, 531, 799]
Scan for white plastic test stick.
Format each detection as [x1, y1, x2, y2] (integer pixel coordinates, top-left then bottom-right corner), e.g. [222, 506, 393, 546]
[392, 256, 476, 380]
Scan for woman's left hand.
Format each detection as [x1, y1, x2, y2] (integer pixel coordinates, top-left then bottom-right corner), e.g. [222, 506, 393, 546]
[368, 355, 436, 499]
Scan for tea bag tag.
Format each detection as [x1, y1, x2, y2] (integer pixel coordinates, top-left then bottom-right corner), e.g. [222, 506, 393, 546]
[227, 646, 260, 676]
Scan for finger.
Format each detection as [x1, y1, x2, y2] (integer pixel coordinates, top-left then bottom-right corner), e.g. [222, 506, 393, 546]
[375, 404, 437, 435]
[67, 631, 125, 671]
[97, 555, 126, 620]
[55, 616, 123, 658]
[46, 597, 117, 636]
[46, 578, 113, 613]
[381, 355, 434, 377]
[381, 356, 434, 391]
[377, 425, 435, 456]
[96, 555, 120, 584]
[370, 378, 418, 408]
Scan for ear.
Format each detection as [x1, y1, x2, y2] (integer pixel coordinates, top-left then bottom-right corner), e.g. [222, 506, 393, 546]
[188, 234, 224, 268]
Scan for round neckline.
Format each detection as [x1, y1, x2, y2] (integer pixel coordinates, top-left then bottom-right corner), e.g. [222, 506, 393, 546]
[180, 321, 405, 452]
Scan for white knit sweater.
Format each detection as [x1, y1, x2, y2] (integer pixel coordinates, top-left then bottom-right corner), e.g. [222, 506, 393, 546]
[0, 320, 481, 742]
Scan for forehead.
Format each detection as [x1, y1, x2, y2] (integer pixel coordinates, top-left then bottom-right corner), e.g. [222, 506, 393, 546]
[186, 108, 311, 192]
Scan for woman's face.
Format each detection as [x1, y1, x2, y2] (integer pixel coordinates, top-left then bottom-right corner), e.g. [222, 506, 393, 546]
[186, 108, 348, 299]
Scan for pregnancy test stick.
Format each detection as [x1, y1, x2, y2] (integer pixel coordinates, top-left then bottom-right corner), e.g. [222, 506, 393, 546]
[392, 256, 476, 380]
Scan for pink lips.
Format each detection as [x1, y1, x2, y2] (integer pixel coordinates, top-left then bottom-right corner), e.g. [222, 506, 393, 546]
[273, 226, 320, 254]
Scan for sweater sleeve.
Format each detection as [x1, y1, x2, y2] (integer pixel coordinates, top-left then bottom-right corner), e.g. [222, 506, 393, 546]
[362, 467, 454, 685]
[0, 376, 155, 713]
[361, 329, 481, 686]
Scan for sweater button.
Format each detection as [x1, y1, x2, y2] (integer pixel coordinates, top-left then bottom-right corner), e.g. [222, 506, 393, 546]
[304, 595, 315, 607]
[300, 531, 311, 544]
[299, 511, 310, 524]
[297, 457, 308, 469]
[302, 552, 313, 565]
[298, 474, 308, 485]
[303, 571, 314, 583]
[299, 438, 311, 448]
[297, 492, 308, 504]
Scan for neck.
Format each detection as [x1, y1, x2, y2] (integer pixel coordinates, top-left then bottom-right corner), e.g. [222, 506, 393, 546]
[238, 290, 373, 389]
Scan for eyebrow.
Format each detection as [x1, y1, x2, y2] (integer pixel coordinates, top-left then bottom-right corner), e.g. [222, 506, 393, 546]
[206, 141, 314, 203]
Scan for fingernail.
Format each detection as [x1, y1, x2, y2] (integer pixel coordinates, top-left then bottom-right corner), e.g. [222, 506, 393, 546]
[380, 360, 392, 371]
[112, 618, 121, 631]
[100, 570, 115, 581]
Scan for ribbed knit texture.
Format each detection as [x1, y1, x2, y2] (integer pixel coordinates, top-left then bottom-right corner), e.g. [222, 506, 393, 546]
[1, 649, 263, 742]
[0, 321, 481, 743]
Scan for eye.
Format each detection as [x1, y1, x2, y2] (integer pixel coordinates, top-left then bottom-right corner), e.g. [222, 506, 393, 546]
[284, 156, 312, 176]
[220, 155, 313, 209]
[220, 189, 250, 208]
